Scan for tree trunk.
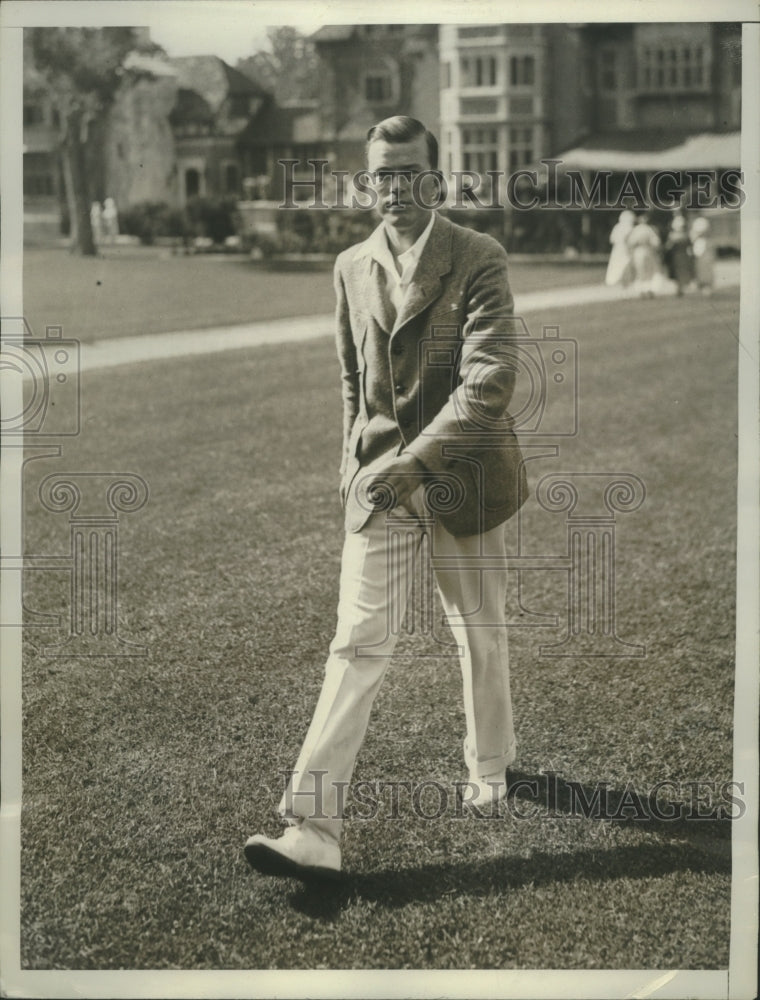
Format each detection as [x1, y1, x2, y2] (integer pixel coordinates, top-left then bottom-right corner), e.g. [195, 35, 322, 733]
[63, 109, 96, 255]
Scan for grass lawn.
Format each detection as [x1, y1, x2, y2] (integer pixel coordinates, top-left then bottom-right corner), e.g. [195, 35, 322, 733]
[22, 246, 606, 343]
[18, 284, 738, 970]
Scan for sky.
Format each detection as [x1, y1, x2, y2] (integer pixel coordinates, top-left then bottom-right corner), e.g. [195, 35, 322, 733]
[148, 11, 325, 66]
[4, 0, 332, 66]
[149, 23, 271, 65]
[5, 0, 753, 66]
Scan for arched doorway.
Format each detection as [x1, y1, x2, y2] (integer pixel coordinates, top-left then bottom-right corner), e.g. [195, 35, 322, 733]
[185, 167, 201, 199]
[224, 162, 240, 195]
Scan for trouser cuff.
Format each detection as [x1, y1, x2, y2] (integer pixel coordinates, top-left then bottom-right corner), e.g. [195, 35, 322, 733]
[464, 738, 517, 779]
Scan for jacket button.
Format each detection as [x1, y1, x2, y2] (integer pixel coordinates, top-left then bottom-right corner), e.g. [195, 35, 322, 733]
[394, 383, 405, 393]
[391, 343, 403, 355]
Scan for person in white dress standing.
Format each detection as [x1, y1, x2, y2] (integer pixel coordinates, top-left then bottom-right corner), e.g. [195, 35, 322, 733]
[627, 212, 662, 298]
[102, 197, 119, 244]
[604, 209, 635, 288]
[690, 217, 715, 295]
[90, 201, 103, 245]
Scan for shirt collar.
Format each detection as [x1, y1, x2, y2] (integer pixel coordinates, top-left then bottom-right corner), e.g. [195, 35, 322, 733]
[396, 213, 435, 274]
[357, 213, 436, 277]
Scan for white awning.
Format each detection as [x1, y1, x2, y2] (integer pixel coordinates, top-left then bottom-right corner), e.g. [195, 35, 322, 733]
[556, 132, 741, 172]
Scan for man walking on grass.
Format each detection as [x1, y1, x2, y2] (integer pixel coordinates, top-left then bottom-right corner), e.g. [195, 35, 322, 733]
[245, 116, 527, 879]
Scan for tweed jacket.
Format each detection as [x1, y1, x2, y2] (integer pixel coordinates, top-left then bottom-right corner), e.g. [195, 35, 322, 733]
[335, 213, 528, 537]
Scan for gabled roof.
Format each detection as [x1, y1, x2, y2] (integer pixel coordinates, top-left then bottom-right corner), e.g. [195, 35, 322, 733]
[312, 24, 436, 44]
[238, 98, 322, 146]
[170, 55, 269, 113]
[169, 87, 214, 126]
[222, 61, 270, 97]
[310, 25, 357, 43]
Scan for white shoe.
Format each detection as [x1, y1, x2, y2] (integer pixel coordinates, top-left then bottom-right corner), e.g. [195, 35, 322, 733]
[463, 771, 508, 810]
[461, 739, 516, 810]
[244, 823, 342, 881]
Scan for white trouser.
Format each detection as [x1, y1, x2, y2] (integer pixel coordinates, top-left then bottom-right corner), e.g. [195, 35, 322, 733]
[279, 508, 516, 842]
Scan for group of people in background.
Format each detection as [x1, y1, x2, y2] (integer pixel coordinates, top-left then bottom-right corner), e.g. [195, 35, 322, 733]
[89, 197, 120, 244]
[605, 209, 716, 298]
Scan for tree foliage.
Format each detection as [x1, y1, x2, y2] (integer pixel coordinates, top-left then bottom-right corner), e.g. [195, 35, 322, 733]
[29, 28, 137, 104]
[236, 27, 320, 103]
[27, 27, 161, 254]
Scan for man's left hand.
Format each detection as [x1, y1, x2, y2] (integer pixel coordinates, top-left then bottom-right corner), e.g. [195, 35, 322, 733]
[366, 452, 426, 511]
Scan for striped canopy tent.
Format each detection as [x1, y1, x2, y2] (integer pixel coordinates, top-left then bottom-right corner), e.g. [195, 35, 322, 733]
[535, 129, 742, 253]
[555, 130, 741, 172]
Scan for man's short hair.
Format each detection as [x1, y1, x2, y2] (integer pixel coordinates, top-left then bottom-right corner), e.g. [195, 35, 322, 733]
[366, 116, 439, 171]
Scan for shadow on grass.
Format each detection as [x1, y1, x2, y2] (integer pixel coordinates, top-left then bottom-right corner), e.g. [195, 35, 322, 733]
[287, 840, 729, 920]
[285, 770, 732, 920]
[505, 769, 733, 844]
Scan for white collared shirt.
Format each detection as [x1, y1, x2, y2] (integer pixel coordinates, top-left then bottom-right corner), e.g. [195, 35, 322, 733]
[368, 214, 435, 315]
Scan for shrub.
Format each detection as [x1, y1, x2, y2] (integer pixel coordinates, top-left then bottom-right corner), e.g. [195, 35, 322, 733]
[119, 201, 188, 245]
[274, 209, 376, 255]
[119, 198, 238, 247]
[184, 196, 239, 245]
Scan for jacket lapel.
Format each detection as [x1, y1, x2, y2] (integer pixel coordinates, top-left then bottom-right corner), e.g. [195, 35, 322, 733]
[392, 214, 452, 335]
[364, 259, 395, 335]
[349, 225, 395, 335]
[346, 249, 395, 336]
[350, 214, 453, 337]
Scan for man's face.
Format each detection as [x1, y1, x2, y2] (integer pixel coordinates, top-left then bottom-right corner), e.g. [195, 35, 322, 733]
[366, 135, 437, 238]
